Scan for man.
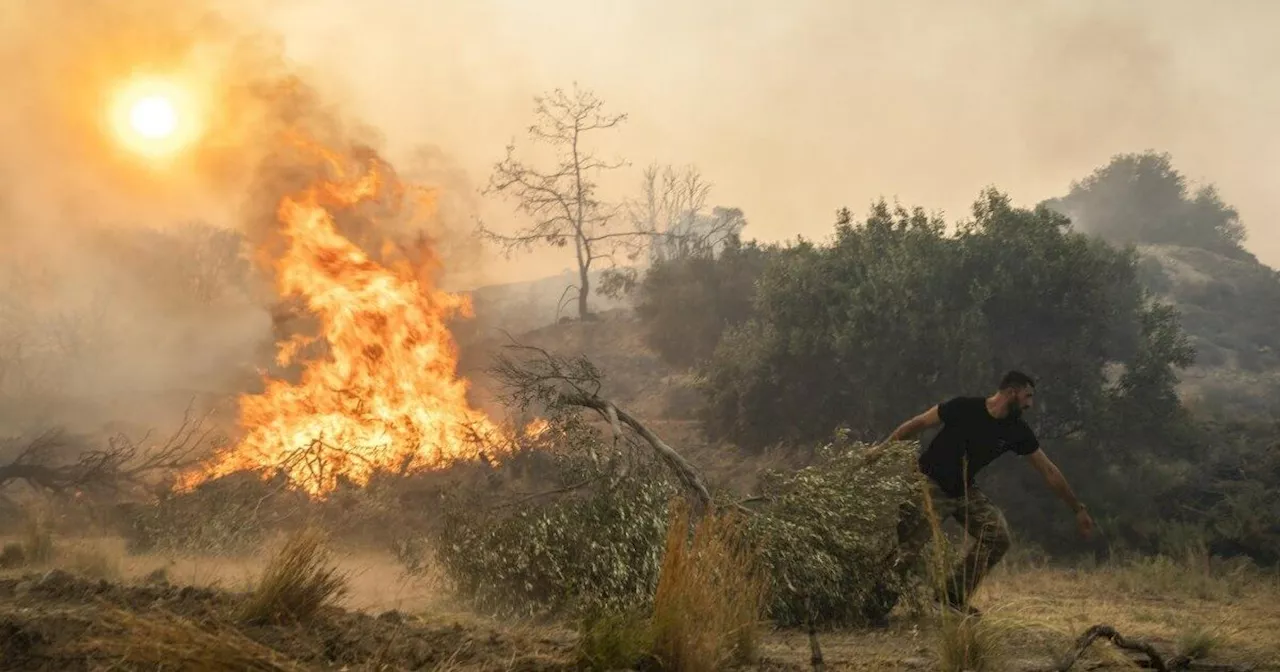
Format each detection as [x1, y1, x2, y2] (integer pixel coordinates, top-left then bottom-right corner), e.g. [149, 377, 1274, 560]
[872, 370, 1095, 618]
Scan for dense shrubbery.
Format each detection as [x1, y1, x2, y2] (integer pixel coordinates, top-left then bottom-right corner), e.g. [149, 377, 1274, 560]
[430, 151, 1279, 624]
[700, 190, 1190, 451]
[634, 236, 773, 369]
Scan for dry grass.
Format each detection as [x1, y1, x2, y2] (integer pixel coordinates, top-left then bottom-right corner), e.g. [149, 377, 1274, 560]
[978, 557, 1280, 669]
[76, 605, 306, 672]
[22, 505, 56, 565]
[650, 501, 768, 672]
[239, 527, 350, 625]
[1177, 624, 1226, 660]
[936, 610, 1008, 672]
[918, 485, 1010, 672]
[67, 540, 123, 580]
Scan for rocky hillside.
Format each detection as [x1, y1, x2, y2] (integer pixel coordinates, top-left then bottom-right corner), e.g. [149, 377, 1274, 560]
[1137, 244, 1280, 417]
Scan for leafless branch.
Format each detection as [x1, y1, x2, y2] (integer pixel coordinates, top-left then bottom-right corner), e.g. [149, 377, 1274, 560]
[0, 402, 221, 498]
[488, 341, 712, 512]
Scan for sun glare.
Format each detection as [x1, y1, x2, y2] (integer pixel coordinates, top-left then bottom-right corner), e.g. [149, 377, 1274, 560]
[130, 95, 178, 140]
[109, 77, 200, 159]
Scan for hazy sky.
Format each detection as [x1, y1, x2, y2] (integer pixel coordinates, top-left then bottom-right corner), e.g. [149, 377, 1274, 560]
[244, 0, 1280, 282]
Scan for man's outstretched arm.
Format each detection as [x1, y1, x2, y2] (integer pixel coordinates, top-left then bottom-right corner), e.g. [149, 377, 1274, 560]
[1025, 449, 1095, 538]
[862, 405, 942, 466]
[887, 405, 942, 442]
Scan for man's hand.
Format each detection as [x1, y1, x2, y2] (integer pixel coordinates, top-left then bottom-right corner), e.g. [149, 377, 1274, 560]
[1025, 449, 1095, 540]
[1075, 506, 1095, 540]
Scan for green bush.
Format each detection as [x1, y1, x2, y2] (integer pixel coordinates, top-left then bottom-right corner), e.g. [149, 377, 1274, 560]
[434, 454, 677, 618]
[743, 435, 923, 627]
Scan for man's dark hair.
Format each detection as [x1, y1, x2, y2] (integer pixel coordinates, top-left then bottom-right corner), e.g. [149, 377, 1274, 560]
[999, 370, 1035, 391]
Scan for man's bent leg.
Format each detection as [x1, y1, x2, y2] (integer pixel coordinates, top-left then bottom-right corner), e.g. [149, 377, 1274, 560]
[864, 478, 948, 623]
[943, 488, 1011, 607]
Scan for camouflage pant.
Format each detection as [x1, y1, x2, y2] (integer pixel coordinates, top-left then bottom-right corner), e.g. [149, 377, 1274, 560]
[893, 477, 1013, 606]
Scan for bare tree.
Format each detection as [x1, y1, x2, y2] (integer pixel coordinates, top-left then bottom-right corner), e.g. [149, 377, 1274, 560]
[630, 163, 747, 264]
[631, 163, 709, 263]
[598, 164, 748, 300]
[481, 85, 646, 321]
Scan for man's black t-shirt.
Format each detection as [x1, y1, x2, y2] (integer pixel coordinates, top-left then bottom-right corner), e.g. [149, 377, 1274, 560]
[918, 396, 1040, 497]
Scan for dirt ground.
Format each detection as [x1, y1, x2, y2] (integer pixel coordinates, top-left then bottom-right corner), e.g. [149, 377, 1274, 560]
[765, 561, 1280, 671]
[1, 533, 1276, 671]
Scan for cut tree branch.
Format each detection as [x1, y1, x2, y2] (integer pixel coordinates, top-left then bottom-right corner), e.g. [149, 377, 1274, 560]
[489, 341, 712, 512]
[561, 392, 711, 512]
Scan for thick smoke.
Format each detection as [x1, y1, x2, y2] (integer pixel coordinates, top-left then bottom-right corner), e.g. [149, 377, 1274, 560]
[0, 0, 480, 437]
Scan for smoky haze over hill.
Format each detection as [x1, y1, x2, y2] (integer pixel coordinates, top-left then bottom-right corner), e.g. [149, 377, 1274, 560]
[258, 0, 1280, 279]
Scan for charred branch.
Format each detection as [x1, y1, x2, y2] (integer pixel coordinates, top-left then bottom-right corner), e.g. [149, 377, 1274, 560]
[0, 404, 219, 498]
[1048, 625, 1251, 672]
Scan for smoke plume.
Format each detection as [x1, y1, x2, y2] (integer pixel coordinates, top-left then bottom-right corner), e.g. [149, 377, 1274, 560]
[0, 0, 479, 437]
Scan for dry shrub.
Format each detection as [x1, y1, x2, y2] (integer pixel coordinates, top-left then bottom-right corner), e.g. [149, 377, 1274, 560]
[77, 606, 305, 672]
[68, 541, 122, 580]
[122, 474, 300, 556]
[22, 505, 55, 564]
[239, 527, 349, 625]
[650, 501, 768, 672]
[0, 541, 25, 568]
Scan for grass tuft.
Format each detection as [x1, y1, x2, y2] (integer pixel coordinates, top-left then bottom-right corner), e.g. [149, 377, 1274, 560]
[1177, 624, 1225, 660]
[936, 611, 1007, 672]
[650, 500, 768, 672]
[239, 527, 349, 625]
[575, 608, 654, 671]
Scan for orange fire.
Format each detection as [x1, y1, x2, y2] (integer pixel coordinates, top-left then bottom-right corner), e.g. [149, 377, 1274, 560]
[178, 135, 503, 497]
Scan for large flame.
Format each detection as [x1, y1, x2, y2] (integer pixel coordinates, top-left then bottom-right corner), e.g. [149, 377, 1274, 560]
[178, 135, 501, 497]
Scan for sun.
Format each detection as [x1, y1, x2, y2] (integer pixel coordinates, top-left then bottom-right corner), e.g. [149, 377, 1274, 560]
[129, 95, 178, 140]
[109, 77, 200, 159]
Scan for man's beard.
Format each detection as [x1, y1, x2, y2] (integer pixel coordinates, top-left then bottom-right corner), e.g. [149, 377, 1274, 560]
[1006, 400, 1024, 421]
